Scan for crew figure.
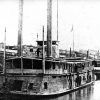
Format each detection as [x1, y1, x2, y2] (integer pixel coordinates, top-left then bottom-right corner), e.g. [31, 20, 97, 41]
[69, 74, 72, 89]
[79, 75, 81, 86]
[36, 48, 40, 57]
[89, 75, 91, 82]
[75, 73, 79, 87]
[75, 73, 81, 87]
[87, 71, 90, 83]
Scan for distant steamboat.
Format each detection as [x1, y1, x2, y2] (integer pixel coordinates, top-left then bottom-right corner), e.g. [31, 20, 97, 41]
[0, 0, 94, 98]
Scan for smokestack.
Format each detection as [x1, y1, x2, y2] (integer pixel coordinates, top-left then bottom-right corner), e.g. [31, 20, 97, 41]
[47, 0, 52, 58]
[17, 0, 23, 57]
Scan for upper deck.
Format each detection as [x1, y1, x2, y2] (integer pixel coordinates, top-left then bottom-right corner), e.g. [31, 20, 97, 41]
[6, 56, 94, 75]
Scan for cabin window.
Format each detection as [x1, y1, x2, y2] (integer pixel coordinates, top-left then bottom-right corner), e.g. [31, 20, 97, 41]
[60, 63, 64, 70]
[52, 76, 56, 78]
[59, 76, 62, 78]
[23, 58, 32, 69]
[28, 83, 33, 90]
[44, 82, 48, 89]
[55, 62, 59, 69]
[82, 63, 85, 69]
[63, 63, 66, 69]
[69, 64, 72, 72]
[66, 63, 68, 70]
[74, 64, 77, 73]
[83, 63, 85, 68]
[71, 64, 74, 73]
[6, 60, 12, 69]
[70, 64, 72, 72]
[88, 62, 90, 67]
[30, 49, 33, 52]
[45, 61, 51, 69]
[52, 62, 55, 69]
[33, 60, 42, 69]
[90, 62, 92, 66]
[71, 64, 73, 72]
[63, 75, 66, 78]
[65, 63, 67, 70]
[12, 80, 23, 91]
[62, 63, 65, 69]
[13, 58, 21, 68]
[85, 62, 88, 67]
[97, 61, 100, 67]
[67, 64, 70, 72]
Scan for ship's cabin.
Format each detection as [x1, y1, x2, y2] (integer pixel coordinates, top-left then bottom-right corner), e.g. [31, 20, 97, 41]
[92, 59, 100, 67]
[66, 60, 93, 73]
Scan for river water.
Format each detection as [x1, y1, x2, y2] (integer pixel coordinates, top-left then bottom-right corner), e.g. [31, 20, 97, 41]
[1, 81, 100, 100]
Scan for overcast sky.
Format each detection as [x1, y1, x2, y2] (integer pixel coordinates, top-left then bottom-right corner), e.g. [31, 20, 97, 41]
[0, 0, 100, 51]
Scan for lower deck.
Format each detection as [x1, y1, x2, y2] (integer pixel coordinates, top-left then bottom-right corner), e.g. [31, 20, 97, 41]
[0, 70, 93, 96]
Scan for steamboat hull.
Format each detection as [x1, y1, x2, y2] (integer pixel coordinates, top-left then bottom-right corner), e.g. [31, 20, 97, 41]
[5, 81, 94, 99]
[3, 57, 94, 99]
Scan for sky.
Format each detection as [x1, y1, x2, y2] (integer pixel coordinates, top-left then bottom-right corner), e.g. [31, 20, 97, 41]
[0, 0, 100, 51]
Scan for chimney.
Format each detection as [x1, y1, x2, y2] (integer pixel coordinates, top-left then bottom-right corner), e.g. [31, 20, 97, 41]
[47, 0, 52, 58]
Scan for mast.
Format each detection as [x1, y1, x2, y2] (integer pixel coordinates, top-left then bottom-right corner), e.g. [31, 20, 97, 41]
[3, 27, 6, 74]
[87, 50, 89, 59]
[70, 47, 71, 57]
[47, 0, 52, 58]
[17, 0, 23, 57]
[57, 0, 58, 41]
[71, 25, 74, 52]
[37, 33, 38, 41]
[42, 26, 45, 74]
[73, 30, 74, 52]
[72, 25, 74, 52]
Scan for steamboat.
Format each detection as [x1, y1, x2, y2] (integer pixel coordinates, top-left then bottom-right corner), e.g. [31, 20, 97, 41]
[0, 0, 94, 98]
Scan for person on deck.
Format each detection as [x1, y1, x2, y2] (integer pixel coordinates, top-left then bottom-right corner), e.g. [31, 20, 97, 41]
[75, 72, 81, 87]
[79, 75, 81, 86]
[36, 48, 40, 57]
[69, 74, 72, 89]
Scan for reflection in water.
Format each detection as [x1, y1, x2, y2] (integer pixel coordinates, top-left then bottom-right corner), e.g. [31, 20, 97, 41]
[4, 81, 100, 100]
[47, 84, 94, 100]
[92, 81, 100, 100]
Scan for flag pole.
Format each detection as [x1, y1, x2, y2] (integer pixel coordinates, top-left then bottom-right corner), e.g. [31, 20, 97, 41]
[71, 25, 74, 52]
[3, 27, 8, 85]
[57, 0, 58, 41]
[37, 33, 38, 41]
[3, 27, 6, 75]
